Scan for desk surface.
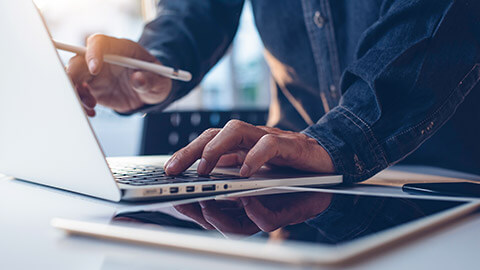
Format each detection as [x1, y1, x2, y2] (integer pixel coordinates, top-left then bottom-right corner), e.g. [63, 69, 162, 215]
[1, 167, 479, 270]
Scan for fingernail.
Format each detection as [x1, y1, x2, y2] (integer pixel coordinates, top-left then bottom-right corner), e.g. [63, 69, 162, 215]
[88, 59, 98, 74]
[81, 98, 92, 109]
[197, 158, 208, 175]
[240, 164, 251, 177]
[164, 157, 173, 169]
[166, 158, 179, 173]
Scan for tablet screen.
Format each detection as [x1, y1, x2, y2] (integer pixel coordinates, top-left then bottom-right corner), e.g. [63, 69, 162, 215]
[111, 191, 466, 246]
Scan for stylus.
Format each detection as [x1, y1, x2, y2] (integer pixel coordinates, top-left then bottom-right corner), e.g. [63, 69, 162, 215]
[53, 40, 192, 82]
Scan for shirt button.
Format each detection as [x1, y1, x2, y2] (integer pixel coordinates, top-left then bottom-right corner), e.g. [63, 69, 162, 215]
[330, 84, 337, 98]
[329, 84, 336, 93]
[314, 11, 325, 28]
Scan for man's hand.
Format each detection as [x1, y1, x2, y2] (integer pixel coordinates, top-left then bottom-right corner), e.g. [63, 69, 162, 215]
[67, 34, 172, 116]
[174, 192, 333, 236]
[164, 119, 335, 177]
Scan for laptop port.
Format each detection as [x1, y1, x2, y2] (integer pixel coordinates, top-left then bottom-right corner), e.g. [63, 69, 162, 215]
[186, 186, 195, 193]
[202, 184, 216, 192]
[169, 187, 179, 194]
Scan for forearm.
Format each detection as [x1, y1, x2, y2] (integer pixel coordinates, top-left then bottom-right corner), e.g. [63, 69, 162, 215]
[137, 0, 244, 112]
[303, 0, 480, 183]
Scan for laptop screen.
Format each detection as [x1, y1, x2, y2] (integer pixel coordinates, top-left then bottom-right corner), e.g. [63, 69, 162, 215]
[111, 191, 467, 245]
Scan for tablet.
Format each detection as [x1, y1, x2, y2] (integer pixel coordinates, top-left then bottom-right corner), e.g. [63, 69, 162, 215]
[52, 188, 480, 266]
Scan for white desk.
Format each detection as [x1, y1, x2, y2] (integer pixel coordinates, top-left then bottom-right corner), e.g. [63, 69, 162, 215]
[1, 167, 479, 270]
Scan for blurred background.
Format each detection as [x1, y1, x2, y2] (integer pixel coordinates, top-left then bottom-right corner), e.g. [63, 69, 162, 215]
[34, 0, 270, 156]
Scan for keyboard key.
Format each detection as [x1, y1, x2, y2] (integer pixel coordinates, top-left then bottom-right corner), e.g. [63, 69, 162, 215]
[116, 180, 132, 184]
[209, 175, 246, 180]
[127, 182, 149, 186]
[111, 162, 243, 186]
[172, 177, 212, 182]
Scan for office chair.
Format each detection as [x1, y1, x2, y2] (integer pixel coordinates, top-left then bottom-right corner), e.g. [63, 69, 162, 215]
[140, 110, 268, 155]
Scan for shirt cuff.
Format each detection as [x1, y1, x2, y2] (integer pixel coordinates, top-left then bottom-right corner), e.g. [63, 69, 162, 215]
[302, 105, 389, 183]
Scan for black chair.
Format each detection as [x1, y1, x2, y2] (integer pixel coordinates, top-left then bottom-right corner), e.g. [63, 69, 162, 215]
[140, 110, 268, 155]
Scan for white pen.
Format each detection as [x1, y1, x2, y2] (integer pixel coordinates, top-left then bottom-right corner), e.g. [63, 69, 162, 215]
[53, 40, 192, 82]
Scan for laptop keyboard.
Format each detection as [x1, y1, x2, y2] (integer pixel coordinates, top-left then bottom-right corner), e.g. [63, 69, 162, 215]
[109, 164, 247, 186]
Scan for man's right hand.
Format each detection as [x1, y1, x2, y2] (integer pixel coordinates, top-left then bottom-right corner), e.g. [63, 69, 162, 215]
[67, 34, 172, 116]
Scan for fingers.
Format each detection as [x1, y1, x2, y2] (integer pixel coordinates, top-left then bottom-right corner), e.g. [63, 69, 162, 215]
[166, 120, 264, 175]
[130, 71, 150, 93]
[238, 133, 332, 177]
[72, 34, 173, 107]
[174, 203, 215, 230]
[67, 55, 92, 86]
[129, 71, 172, 104]
[164, 128, 221, 175]
[79, 82, 97, 108]
[240, 197, 286, 232]
[76, 82, 97, 117]
[216, 151, 247, 167]
[198, 200, 260, 236]
[67, 56, 97, 116]
[239, 134, 292, 177]
[85, 34, 111, 75]
[167, 120, 334, 177]
[240, 193, 333, 232]
[86, 36, 172, 104]
[198, 120, 267, 175]
[175, 200, 261, 235]
[85, 34, 158, 76]
[256, 126, 293, 135]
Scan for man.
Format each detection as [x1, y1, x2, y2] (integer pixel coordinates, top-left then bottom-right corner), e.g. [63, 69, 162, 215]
[68, 0, 480, 184]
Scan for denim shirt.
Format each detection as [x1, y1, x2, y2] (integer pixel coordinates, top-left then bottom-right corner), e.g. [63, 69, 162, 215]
[138, 0, 480, 184]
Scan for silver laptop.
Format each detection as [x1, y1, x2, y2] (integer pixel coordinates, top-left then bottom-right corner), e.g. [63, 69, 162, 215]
[0, 0, 342, 202]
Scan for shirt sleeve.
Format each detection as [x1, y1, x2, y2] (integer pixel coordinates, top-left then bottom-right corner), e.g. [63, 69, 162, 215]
[127, 0, 245, 114]
[302, 0, 480, 183]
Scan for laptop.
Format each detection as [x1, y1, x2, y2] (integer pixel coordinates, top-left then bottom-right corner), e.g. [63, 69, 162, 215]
[0, 0, 342, 202]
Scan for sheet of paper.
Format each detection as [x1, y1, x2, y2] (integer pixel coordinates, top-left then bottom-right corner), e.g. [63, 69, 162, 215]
[364, 166, 480, 187]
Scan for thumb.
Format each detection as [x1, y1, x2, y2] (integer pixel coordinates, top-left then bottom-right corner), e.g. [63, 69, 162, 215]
[240, 197, 284, 232]
[130, 71, 172, 104]
[85, 34, 110, 75]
